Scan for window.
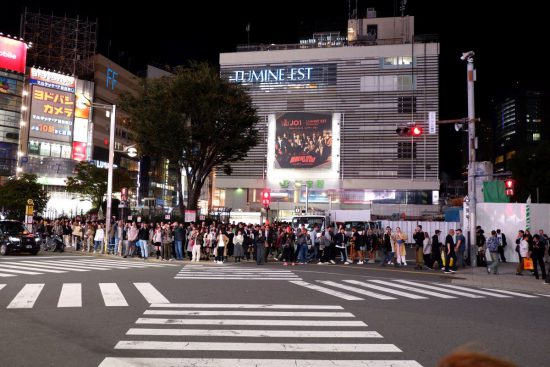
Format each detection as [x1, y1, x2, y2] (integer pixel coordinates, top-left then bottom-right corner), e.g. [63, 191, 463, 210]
[505, 150, 516, 160]
[533, 133, 541, 141]
[397, 142, 417, 159]
[382, 56, 413, 67]
[398, 96, 416, 113]
[361, 75, 415, 92]
[495, 155, 504, 164]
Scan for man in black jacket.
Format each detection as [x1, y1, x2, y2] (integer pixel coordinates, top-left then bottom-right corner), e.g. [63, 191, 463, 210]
[431, 230, 442, 269]
[413, 225, 425, 270]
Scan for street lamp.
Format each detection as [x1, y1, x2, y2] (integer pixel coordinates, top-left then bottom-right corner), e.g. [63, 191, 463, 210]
[90, 103, 116, 254]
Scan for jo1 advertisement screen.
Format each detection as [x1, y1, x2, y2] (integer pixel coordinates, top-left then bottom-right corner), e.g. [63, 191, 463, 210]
[29, 85, 74, 143]
[274, 112, 332, 169]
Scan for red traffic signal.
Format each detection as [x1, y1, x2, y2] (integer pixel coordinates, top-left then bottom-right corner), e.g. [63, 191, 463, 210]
[412, 126, 423, 136]
[261, 190, 271, 207]
[504, 179, 515, 196]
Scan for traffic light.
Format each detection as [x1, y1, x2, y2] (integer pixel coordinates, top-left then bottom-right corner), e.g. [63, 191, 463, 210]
[261, 189, 271, 208]
[396, 125, 422, 137]
[504, 179, 515, 197]
[411, 126, 423, 136]
[396, 127, 410, 136]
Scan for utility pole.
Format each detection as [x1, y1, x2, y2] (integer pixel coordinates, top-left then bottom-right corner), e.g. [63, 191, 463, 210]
[461, 51, 477, 266]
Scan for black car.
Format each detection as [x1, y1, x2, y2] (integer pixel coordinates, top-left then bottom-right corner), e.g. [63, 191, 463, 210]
[0, 220, 41, 256]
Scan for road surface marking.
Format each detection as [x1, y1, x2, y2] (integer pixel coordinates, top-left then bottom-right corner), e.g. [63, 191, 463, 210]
[7, 283, 44, 308]
[99, 283, 128, 306]
[344, 280, 427, 299]
[149, 303, 342, 309]
[290, 280, 364, 301]
[58, 283, 82, 307]
[126, 329, 382, 338]
[395, 280, 484, 298]
[481, 288, 539, 298]
[434, 283, 511, 298]
[0, 263, 66, 273]
[368, 279, 456, 299]
[143, 310, 354, 317]
[134, 283, 170, 304]
[136, 318, 367, 327]
[318, 281, 396, 300]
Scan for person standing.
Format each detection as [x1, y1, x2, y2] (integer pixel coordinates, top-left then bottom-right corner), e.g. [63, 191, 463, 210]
[161, 223, 173, 261]
[233, 229, 244, 262]
[94, 223, 105, 253]
[125, 222, 138, 258]
[531, 234, 547, 280]
[516, 233, 529, 275]
[496, 229, 507, 262]
[431, 230, 442, 270]
[455, 229, 466, 268]
[444, 229, 456, 274]
[422, 231, 432, 270]
[393, 227, 407, 266]
[381, 227, 393, 266]
[174, 222, 185, 260]
[413, 225, 425, 270]
[138, 223, 149, 260]
[334, 227, 350, 264]
[486, 230, 500, 274]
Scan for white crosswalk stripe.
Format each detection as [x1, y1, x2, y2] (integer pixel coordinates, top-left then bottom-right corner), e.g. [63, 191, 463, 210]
[175, 264, 301, 280]
[99, 303, 422, 366]
[7, 283, 44, 308]
[290, 279, 540, 302]
[2, 282, 169, 309]
[0, 257, 176, 278]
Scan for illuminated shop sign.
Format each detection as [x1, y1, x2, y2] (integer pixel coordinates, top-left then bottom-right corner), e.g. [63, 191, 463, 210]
[0, 36, 27, 74]
[29, 67, 76, 92]
[225, 63, 336, 87]
[29, 85, 74, 143]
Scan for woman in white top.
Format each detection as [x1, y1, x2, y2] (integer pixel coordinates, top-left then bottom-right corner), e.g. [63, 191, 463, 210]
[233, 229, 245, 262]
[94, 224, 104, 253]
[422, 231, 431, 269]
[153, 224, 162, 259]
[516, 234, 530, 275]
[216, 230, 229, 263]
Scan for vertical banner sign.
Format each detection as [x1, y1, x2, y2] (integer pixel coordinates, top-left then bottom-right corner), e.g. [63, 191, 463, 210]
[428, 111, 436, 134]
[274, 112, 333, 169]
[185, 210, 197, 223]
[25, 199, 34, 225]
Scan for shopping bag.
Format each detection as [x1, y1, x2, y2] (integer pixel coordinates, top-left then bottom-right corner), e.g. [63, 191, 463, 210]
[523, 257, 534, 270]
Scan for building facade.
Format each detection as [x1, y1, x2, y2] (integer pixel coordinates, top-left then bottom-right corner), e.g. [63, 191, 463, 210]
[494, 88, 542, 172]
[218, 15, 440, 220]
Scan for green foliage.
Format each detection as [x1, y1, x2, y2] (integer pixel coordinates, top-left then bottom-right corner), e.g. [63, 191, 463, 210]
[0, 174, 49, 220]
[120, 61, 259, 210]
[65, 162, 134, 209]
[510, 144, 550, 203]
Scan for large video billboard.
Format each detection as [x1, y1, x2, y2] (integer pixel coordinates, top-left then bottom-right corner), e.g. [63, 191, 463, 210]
[274, 112, 332, 169]
[267, 112, 341, 185]
[0, 36, 27, 74]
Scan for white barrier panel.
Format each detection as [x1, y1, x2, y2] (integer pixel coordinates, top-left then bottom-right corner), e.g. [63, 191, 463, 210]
[380, 221, 461, 245]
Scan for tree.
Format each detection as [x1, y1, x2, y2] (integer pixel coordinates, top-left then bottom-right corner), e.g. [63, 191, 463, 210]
[120, 62, 259, 212]
[0, 174, 49, 220]
[510, 143, 550, 203]
[65, 162, 134, 210]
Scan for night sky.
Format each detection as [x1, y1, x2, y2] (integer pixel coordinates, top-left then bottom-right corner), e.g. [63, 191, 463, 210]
[3, 0, 546, 179]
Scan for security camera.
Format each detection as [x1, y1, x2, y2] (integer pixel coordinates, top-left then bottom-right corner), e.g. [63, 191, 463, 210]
[460, 51, 475, 61]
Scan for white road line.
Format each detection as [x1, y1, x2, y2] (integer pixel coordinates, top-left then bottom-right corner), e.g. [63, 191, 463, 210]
[177, 269, 296, 272]
[434, 283, 512, 298]
[98, 358, 423, 367]
[148, 304, 343, 309]
[396, 280, 484, 298]
[99, 283, 128, 306]
[143, 310, 354, 317]
[289, 280, 364, 301]
[57, 283, 82, 307]
[319, 281, 397, 300]
[55, 261, 130, 269]
[136, 318, 367, 327]
[7, 284, 44, 308]
[0, 268, 43, 275]
[0, 284, 5, 290]
[344, 280, 427, 299]
[114, 341, 401, 352]
[80, 260, 164, 267]
[0, 273, 16, 277]
[368, 280, 456, 299]
[46, 261, 111, 270]
[175, 277, 300, 280]
[344, 280, 427, 300]
[481, 288, 539, 298]
[126, 329, 382, 338]
[0, 263, 66, 273]
[535, 293, 550, 297]
[15, 261, 91, 272]
[134, 283, 170, 304]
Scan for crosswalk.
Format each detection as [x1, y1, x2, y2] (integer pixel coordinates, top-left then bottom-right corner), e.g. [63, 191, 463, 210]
[0, 257, 177, 278]
[290, 279, 542, 301]
[1, 282, 170, 309]
[175, 264, 301, 280]
[98, 303, 423, 367]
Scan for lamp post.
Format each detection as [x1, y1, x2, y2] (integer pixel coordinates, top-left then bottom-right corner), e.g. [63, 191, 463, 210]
[461, 50, 477, 266]
[91, 103, 116, 254]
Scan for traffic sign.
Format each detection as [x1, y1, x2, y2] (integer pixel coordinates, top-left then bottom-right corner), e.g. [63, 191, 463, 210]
[428, 111, 436, 134]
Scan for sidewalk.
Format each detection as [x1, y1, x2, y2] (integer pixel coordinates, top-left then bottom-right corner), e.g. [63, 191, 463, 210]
[445, 262, 550, 294]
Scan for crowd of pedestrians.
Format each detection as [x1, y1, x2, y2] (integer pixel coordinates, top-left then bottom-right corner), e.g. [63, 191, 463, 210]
[29, 217, 550, 284]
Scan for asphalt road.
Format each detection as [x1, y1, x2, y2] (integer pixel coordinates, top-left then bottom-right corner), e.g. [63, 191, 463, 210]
[1, 254, 548, 367]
